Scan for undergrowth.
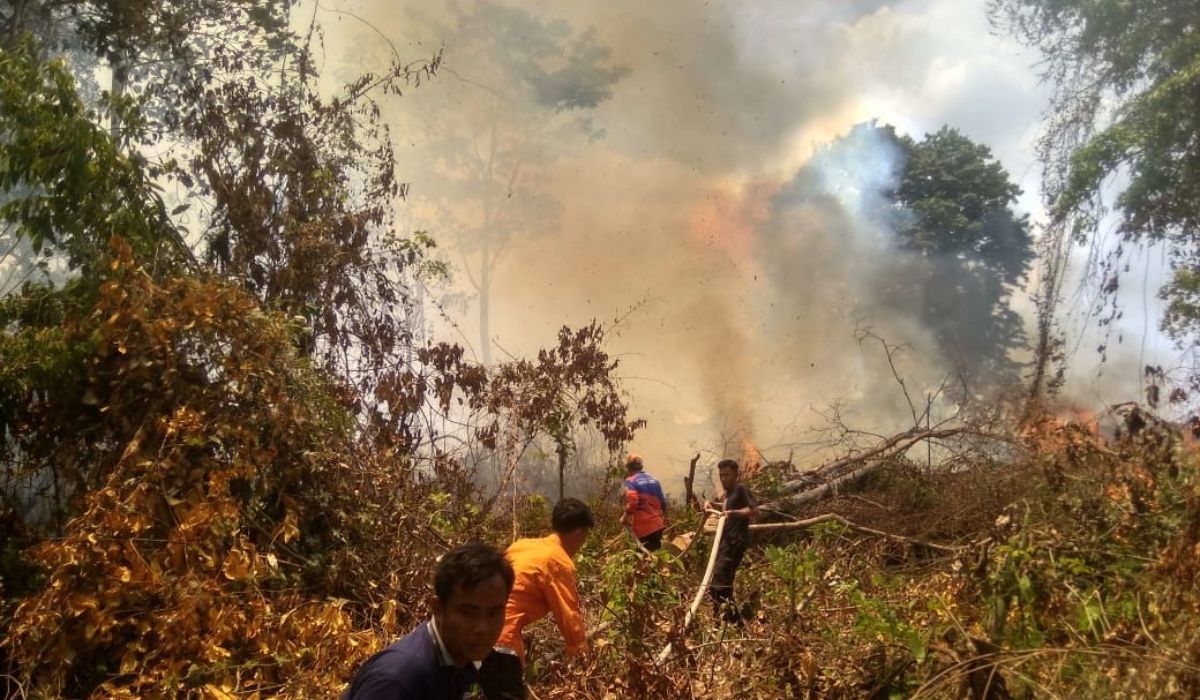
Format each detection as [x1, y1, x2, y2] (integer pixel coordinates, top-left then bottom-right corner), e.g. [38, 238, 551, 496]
[526, 415, 1199, 699]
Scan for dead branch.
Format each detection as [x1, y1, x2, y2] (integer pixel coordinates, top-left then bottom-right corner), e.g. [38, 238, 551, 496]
[684, 452, 701, 511]
[780, 427, 974, 494]
[480, 433, 536, 516]
[775, 458, 889, 509]
[714, 512, 969, 553]
[668, 510, 713, 559]
[857, 326, 921, 427]
[766, 425, 1012, 512]
[847, 493, 889, 510]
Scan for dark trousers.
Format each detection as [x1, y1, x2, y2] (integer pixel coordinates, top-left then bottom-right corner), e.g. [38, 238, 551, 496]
[639, 528, 664, 552]
[478, 649, 525, 700]
[708, 542, 746, 625]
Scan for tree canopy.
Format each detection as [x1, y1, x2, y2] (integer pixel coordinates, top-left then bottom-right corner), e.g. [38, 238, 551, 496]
[894, 126, 1034, 389]
[991, 0, 1200, 346]
[0, 6, 642, 695]
[793, 122, 1034, 391]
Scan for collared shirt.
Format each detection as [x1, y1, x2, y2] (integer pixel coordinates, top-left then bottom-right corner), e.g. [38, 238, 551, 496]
[497, 533, 586, 665]
[428, 617, 484, 670]
[623, 471, 667, 538]
[343, 621, 479, 700]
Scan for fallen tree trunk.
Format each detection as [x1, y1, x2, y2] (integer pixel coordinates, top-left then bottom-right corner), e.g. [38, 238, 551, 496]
[781, 427, 974, 494]
[774, 457, 888, 509]
[768, 426, 1013, 513]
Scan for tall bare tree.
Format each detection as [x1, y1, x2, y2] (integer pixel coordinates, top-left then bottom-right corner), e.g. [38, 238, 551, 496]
[992, 0, 1200, 393]
[400, 1, 628, 363]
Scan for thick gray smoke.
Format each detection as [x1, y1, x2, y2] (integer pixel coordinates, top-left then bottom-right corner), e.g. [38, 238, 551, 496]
[320, 0, 1153, 490]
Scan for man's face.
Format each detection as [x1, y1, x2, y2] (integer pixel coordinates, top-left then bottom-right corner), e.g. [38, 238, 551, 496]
[560, 527, 591, 557]
[431, 574, 510, 664]
[719, 466, 738, 492]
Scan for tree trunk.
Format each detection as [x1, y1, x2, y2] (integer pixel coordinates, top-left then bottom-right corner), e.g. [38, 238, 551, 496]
[557, 440, 567, 501]
[109, 58, 127, 141]
[768, 427, 1002, 511]
[477, 107, 498, 367]
[479, 243, 492, 365]
[1026, 223, 1069, 414]
[779, 427, 968, 494]
[684, 452, 701, 510]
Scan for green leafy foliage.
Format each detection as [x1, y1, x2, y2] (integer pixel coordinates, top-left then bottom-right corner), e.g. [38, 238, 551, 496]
[0, 37, 644, 698]
[0, 39, 188, 274]
[991, 0, 1200, 346]
[795, 122, 1034, 389]
[764, 543, 820, 618]
[594, 546, 687, 696]
[895, 126, 1034, 389]
[984, 427, 1196, 654]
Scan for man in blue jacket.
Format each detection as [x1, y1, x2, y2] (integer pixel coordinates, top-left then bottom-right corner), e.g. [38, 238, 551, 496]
[344, 542, 522, 699]
[619, 454, 668, 551]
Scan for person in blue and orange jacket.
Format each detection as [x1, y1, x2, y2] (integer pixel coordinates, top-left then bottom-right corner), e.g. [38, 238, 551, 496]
[619, 453, 668, 551]
[495, 498, 593, 673]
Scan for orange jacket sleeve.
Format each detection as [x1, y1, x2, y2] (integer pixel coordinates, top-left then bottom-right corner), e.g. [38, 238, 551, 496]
[624, 484, 639, 515]
[543, 559, 587, 656]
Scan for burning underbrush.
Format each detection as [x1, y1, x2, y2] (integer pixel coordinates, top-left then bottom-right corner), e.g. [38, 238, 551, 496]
[522, 405, 1200, 699]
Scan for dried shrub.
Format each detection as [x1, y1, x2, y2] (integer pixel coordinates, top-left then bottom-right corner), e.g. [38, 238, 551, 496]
[1, 241, 429, 696]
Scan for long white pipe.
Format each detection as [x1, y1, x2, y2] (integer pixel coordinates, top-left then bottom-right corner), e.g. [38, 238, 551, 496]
[655, 512, 727, 665]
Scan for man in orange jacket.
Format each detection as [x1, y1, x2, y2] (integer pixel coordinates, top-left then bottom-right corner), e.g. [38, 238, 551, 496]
[619, 453, 668, 551]
[495, 498, 593, 669]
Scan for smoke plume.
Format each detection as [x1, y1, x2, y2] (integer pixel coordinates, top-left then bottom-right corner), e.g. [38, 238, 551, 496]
[328, 0, 1064, 489]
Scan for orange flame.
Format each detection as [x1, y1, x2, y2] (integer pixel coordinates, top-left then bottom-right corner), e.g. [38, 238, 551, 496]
[687, 180, 777, 277]
[740, 436, 762, 478]
[1020, 403, 1103, 451]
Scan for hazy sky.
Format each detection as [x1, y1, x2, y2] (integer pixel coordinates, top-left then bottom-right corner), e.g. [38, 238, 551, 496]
[321, 0, 1178, 489]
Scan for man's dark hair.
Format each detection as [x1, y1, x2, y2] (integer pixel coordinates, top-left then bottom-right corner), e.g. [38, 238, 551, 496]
[551, 498, 595, 534]
[433, 542, 515, 602]
[717, 458, 740, 472]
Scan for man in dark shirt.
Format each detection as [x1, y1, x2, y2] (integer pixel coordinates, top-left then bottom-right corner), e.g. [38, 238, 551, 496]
[706, 458, 759, 625]
[344, 542, 523, 699]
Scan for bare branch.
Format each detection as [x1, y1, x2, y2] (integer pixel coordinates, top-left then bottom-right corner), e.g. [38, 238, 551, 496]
[711, 512, 975, 553]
